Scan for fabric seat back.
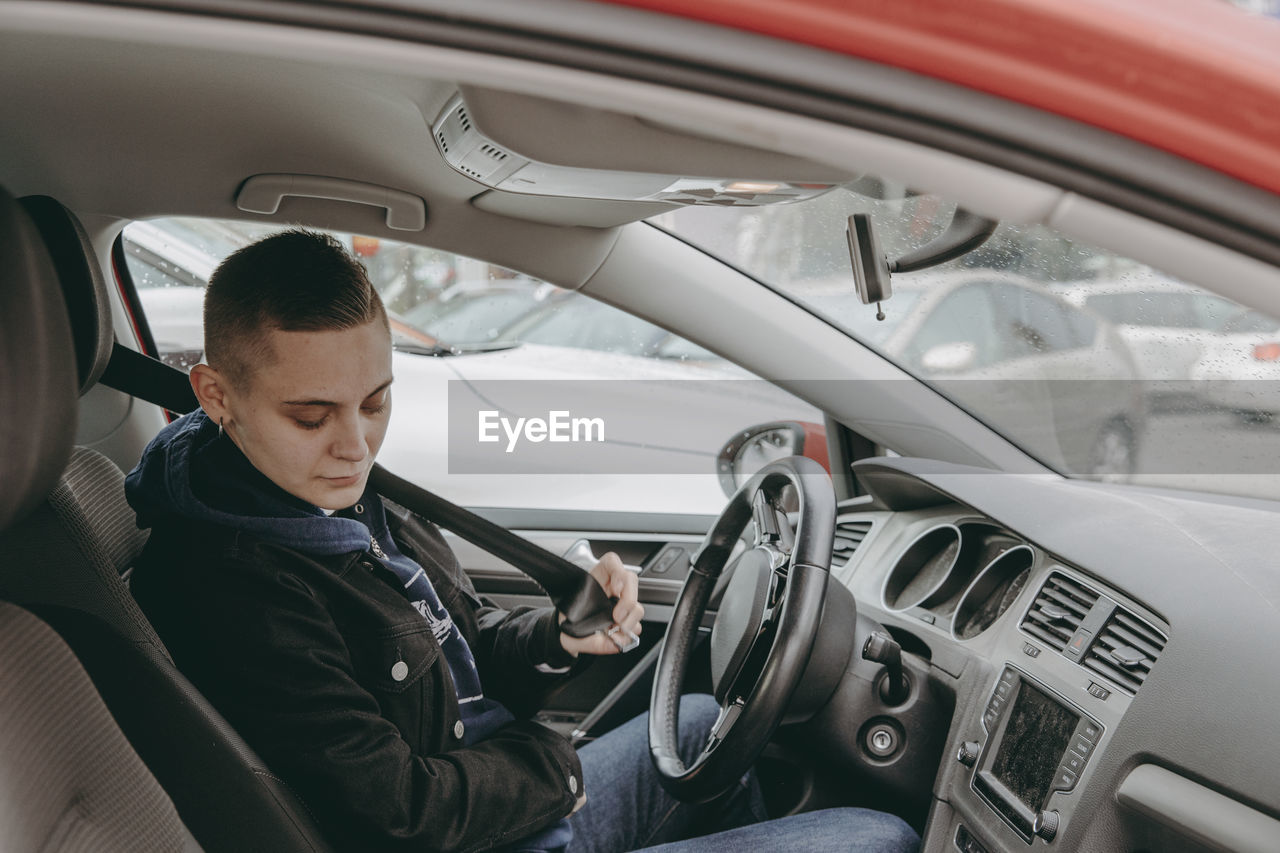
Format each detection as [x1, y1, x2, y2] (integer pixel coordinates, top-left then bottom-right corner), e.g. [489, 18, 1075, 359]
[0, 185, 198, 852]
[2, 194, 333, 852]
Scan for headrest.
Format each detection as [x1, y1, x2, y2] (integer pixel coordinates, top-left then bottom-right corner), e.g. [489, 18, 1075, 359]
[19, 195, 114, 395]
[0, 187, 78, 530]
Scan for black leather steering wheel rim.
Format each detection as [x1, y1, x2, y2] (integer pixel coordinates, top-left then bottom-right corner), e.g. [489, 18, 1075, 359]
[648, 455, 837, 803]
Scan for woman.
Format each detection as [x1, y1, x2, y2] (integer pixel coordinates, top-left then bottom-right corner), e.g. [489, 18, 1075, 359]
[127, 230, 918, 853]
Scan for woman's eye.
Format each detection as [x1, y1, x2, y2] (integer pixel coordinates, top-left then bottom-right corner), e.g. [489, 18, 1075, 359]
[295, 418, 327, 430]
[363, 403, 387, 416]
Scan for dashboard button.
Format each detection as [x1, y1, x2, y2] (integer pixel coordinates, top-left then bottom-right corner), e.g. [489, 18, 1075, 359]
[995, 680, 1012, 698]
[1054, 767, 1078, 791]
[1062, 752, 1085, 773]
[1022, 642, 1041, 658]
[1066, 628, 1093, 659]
[1078, 720, 1101, 742]
[1088, 683, 1111, 701]
[956, 825, 989, 853]
[1071, 735, 1094, 758]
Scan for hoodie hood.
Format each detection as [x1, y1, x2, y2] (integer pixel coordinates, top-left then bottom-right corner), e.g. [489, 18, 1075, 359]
[125, 409, 374, 556]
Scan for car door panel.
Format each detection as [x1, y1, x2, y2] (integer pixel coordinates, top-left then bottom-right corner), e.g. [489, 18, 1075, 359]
[445, 508, 722, 737]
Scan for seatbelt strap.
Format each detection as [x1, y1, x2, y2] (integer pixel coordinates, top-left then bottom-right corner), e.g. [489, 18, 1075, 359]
[100, 343, 198, 414]
[97, 343, 615, 637]
[369, 467, 615, 637]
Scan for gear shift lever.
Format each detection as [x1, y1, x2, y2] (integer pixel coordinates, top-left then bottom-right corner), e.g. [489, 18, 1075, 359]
[862, 631, 910, 705]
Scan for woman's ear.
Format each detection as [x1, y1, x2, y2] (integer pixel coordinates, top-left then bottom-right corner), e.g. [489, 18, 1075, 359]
[190, 363, 234, 424]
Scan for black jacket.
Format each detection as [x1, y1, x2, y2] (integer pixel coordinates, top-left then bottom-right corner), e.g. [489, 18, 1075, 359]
[133, 506, 582, 853]
[127, 412, 583, 853]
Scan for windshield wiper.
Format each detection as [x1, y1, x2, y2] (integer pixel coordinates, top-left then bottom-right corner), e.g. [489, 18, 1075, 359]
[393, 339, 524, 357]
[392, 342, 458, 357]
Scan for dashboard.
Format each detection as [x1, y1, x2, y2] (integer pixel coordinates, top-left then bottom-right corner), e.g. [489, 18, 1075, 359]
[456, 456, 1280, 853]
[837, 458, 1280, 853]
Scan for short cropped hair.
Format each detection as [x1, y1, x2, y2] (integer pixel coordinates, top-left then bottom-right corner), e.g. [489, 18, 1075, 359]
[203, 230, 387, 388]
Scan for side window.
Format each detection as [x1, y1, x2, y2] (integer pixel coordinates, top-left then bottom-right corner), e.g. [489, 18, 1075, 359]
[1061, 303, 1097, 347]
[904, 284, 996, 372]
[119, 218, 819, 514]
[991, 284, 1078, 357]
[122, 229, 214, 371]
[124, 252, 195, 291]
[1018, 290, 1080, 351]
[1191, 293, 1241, 331]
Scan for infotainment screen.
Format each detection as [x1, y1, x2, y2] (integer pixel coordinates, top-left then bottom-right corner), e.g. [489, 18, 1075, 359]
[990, 682, 1079, 811]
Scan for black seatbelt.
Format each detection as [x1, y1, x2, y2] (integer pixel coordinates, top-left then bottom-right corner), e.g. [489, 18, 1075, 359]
[98, 343, 616, 637]
[100, 343, 198, 415]
[370, 467, 615, 636]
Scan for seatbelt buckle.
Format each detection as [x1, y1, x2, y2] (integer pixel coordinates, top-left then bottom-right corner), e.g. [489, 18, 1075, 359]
[606, 624, 641, 654]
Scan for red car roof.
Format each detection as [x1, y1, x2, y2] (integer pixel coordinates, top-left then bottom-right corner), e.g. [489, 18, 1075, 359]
[598, 0, 1280, 195]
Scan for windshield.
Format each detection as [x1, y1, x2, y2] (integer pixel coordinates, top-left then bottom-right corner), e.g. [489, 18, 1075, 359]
[653, 188, 1280, 500]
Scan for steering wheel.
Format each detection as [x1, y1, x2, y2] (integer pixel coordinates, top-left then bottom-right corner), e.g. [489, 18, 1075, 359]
[648, 455, 853, 803]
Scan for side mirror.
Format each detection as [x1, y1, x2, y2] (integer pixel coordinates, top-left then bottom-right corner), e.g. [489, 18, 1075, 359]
[716, 421, 829, 497]
[920, 341, 977, 374]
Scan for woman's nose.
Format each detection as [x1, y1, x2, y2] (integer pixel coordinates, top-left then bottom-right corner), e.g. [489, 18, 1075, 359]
[330, 414, 368, 461]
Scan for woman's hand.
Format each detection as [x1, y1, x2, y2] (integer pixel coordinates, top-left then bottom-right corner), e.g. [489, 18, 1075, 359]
[559, 552, 644, 657]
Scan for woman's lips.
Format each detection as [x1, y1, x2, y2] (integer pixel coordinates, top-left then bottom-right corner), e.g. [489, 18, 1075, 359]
[324, 474, 362, 487]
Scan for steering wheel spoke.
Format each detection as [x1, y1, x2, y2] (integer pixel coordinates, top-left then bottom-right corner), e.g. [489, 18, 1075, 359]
[703, 697, 746, 756]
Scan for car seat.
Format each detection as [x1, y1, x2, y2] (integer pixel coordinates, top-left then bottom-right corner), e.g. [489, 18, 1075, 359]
[0, 185, 198, 852]
[0, 194, 333, 852]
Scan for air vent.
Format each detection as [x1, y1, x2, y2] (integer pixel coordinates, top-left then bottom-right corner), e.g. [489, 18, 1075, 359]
[831, 519, 872, 565]
[1083, 608, 1165, 694]
[1021, 572, 1099, 652]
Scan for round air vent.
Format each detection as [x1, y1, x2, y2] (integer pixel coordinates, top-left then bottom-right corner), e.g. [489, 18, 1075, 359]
[882, 524, 962, 612]
[951, 545, 1034, 641]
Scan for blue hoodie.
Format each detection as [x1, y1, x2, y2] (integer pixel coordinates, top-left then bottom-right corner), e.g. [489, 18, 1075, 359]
[126, 409, 573, 852]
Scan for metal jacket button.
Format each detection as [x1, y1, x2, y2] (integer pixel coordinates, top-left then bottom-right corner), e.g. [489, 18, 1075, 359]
[390, 661, 409, 682]
[569, 774, 578, 794]
[454, 720, 465, 739]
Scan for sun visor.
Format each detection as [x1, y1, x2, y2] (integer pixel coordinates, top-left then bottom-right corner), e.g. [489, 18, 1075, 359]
[471, 192, 675, 228]
[436, 90, 857, 207]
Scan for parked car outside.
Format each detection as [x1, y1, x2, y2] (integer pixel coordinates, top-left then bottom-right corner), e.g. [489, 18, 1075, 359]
[1050, 274, 1241, 384]
[501, 287, 729, 366]
[728, 267, 1144, 478]
[399, 278, 566, 344]
[1188, 308, 1280, 421]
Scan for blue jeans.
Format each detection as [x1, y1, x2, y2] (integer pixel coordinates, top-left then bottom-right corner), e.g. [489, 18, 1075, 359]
[568, 694, 919, 853]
